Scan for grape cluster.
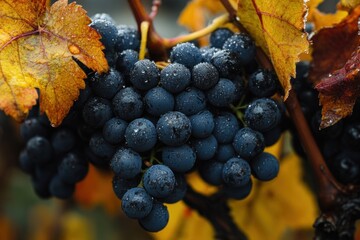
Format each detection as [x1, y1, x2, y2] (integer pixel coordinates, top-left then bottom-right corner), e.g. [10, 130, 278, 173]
[18, 14, 283, 232]
[291, 62, 360, 185]
[19, 105, 89, 199]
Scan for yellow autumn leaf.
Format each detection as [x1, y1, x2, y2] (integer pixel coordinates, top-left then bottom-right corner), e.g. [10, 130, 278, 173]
[26, 204, 94, 240]
[237, 0, 309, 99]
[74, 165, 120, 215]
[178, 0, 228, 32]
[60, 213, 95, 240]
[310, 9, 348, 30]
[338, 0, 360, 11]
[307, 0, 348, 30]
[307, 0, 323, 18]
[0, 0, 108, 126]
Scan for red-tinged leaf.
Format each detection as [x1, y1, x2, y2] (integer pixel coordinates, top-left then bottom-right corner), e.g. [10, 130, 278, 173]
[310, 6, 360, 128]
[315, 48, 360, 128]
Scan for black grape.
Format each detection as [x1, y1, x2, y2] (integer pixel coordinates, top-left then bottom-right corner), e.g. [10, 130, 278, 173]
[211, 49, 242, 78]
[139, 202, 169, 232]
[143, 165, 176, 198]
[130, 59, 159, 91]
[116, 49, 139, 77]
[51, 128, 76, 155]
[156, 111, 192, 146]
[248, 69, 279, 97]
[199, 160, 224, 186]
[20, 118, 48, 141]
[160, 63, 191, 94]
[192, 135, 218, 161]
[213, 112, 240, 144]
[170, 42, 202, 69]
[89, 132, 116, 159]
[189, 110, 214, 138]
[251, 152, 279, 181]
[112, 87, 143, 121]
[49, 175, 75, 199]
[244, 98, 281, 132]
[207, 78, 236, 107]
[115, 25, 140, 52]
[161, 174, 187, 203]
[223, 178, 253, 200]
[90, 19, 118, 52]
[26, 136, 53, 164]
[125, 118, 157, 152]
[82, 97, 113, 128]
[144, 87, 175, 117]
[223, 33, 256, 65]
[113, 174, 141, 199]
[110, 148, 142, 179]
[210, 28, 233, 48]
[162, 145, 196, 173]
[232, 127, 265, 160]
[192, 62, 219, 90]
[121, 187, 153, 219]
[58, 152, 89, 184]
[222, 157, 251, 187]
[175, 87, 206, 116]
[90, 68, 124, 99]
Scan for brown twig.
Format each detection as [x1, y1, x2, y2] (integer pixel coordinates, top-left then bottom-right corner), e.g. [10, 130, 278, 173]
[149, 0, 161, 20]
[127, 0, 167, 60]
[184, 185, 247, 240]
[219, 0, 246, 33]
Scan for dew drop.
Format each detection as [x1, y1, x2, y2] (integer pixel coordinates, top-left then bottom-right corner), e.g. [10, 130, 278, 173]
[68, 44, 80, 55]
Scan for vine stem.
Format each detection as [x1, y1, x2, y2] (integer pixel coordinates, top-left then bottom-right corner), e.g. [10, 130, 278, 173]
[219, 0, 347, 211]
[166, 14, 230, 46]
[149, 0, 161, 20]
[128, 0, 231, 60]
[184, 185, 247, 240]
[139, 21, 150, 60]
[127, 0, 167, 60]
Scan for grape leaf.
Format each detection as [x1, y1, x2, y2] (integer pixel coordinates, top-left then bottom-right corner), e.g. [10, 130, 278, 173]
[338, 0, 360, 11]
[178, 0, 228, 32]
[74, 165, 119, 215]
[310, 9, 348, 30]
[309, 6, 360, 128]
[307, 0, 348, 30]
[237, 0, 309, 99]
[0, 0, 108, 126]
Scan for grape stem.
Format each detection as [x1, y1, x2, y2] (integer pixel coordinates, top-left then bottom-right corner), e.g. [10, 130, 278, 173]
[127, 0, 168, 60]
[127, 0, 230, 60]
[184, 185, 247, 240]
[149, 0, 161, 20]
[139, 21, 150, 60]
[166, 14, 230, 46]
